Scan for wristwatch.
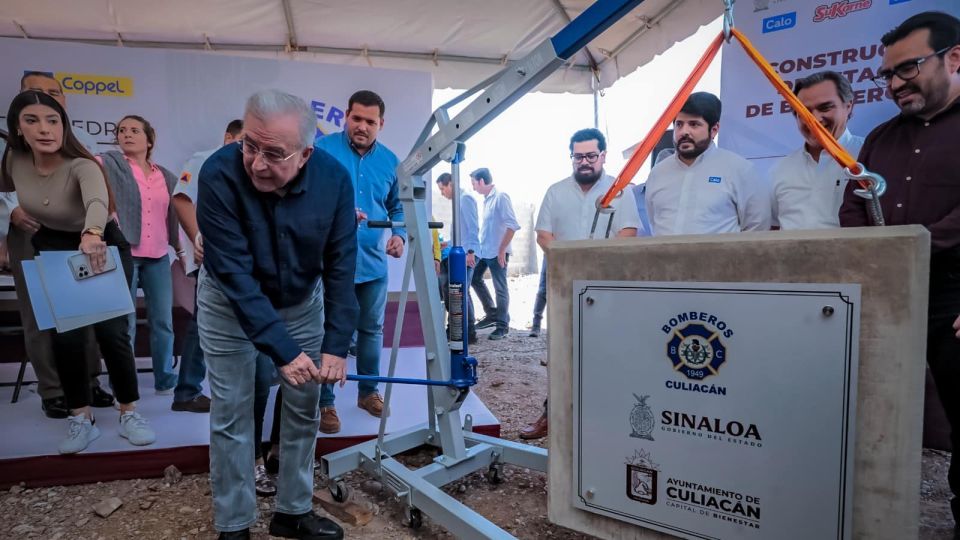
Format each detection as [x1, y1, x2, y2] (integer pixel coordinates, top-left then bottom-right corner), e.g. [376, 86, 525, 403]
[83, 226, 104, 238]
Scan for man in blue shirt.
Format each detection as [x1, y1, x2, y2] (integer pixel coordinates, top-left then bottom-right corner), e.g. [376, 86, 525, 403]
[436, 172, 481, 344]
[198, 89, 357, 540]
[315, 90, 405, 433]
[470, 168, 521, 340]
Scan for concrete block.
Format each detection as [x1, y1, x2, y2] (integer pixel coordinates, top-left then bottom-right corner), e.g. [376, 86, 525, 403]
[547, 226, 930, 539]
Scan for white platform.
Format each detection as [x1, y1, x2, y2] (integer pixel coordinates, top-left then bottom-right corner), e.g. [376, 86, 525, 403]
[0, 347, 499, 460]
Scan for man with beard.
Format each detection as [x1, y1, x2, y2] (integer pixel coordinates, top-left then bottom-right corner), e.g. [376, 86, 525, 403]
[771, 71, 863, 230]
[645, 92, 771, 235]
[519, 128, 641, 439]
[315, 90, 405, 433]
[839, 11, 960, 534]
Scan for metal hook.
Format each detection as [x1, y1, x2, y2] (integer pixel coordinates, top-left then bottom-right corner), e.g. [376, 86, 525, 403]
[844, 162, 887, 199]
[722, 0, 736, 43]
[844, 162, 886, 226]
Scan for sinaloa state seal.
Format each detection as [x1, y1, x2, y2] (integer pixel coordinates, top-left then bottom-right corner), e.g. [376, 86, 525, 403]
[667, 322, 727, 380]
[629, 394, 655, 440]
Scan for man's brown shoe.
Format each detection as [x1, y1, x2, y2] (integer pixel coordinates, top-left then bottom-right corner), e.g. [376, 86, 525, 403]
[320, 406, 341, 434]
[357, 393, 384, 418]
[519, 413, 548, 440]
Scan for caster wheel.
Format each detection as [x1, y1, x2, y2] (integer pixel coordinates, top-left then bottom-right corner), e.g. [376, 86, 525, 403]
[406, 507, 423, 529]
[486, 463, 503, 484]
[330, 480, 349, 502]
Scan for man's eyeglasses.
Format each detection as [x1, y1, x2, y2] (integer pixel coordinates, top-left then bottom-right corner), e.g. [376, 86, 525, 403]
[239, 138, 299, 164]
[872, 46, 952, 88]
[571, 152, 601, 164]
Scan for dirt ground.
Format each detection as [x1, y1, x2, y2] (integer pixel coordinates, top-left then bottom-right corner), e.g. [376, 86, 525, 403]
[1, 274, 956, 539]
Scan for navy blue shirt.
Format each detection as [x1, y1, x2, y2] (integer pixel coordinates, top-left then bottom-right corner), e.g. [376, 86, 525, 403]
[197, 143, 359, 366]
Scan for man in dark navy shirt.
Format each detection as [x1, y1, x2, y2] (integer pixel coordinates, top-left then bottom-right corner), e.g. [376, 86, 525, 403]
[197, 89, 357, 540]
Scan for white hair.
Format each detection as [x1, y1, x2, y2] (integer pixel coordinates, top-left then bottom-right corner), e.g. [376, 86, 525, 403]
[244, 89, 315, 148]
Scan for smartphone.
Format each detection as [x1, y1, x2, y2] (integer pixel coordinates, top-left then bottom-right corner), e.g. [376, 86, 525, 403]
[68, 250, 117, 281]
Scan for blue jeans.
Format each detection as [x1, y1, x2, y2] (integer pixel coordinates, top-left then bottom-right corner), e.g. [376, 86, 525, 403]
[174, 272, 206, 402]
[532, 260, 547, 328]
[320, 276, 387, 407]
[128, 255, 177, 391]
[198, 268, 324, 532]
[472, 256, 510, 331]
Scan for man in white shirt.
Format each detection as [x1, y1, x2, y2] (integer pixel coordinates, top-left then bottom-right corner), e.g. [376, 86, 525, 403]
[470, 168, 520, 340]
[169, 119, 244, 415]
[645, 92, 771, 235]
[521, 127, 641, 440]
[770, 71, 864, 230]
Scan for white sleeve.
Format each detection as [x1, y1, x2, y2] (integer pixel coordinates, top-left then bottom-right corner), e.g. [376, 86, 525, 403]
[173, 156, 202, 202]
[737, 162, 772, 232]
[612, 184, 641, 232]
[535, 189, 554, 233]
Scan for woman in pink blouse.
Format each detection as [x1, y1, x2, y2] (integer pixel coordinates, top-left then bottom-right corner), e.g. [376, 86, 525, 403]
[100, 116, 183, 394]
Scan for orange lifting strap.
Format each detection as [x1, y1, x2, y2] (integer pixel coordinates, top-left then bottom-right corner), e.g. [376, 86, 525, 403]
[599, 28, 867, 209]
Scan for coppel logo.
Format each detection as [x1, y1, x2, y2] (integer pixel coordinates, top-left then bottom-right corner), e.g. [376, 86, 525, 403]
[762, 11, 797, 33]
[56, 72, 134, 97]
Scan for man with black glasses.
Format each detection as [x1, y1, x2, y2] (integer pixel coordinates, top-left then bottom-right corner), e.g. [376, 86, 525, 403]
[840, 11, 960, 534]
[519, 128, 641, 440]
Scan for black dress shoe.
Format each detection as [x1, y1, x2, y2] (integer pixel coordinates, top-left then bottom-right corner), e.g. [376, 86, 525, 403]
[218, 529, 250, 540]
[41, 396, 69, 419]
[90, 386, 116, 408]
[270, 511, 343, 539]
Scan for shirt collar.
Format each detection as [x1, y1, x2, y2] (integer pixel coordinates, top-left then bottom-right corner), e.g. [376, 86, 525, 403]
[123, 153, 159, 173]
[802, 129, 854, 163]
[485, 186, 498, 200]
[343, 130, 379, 158]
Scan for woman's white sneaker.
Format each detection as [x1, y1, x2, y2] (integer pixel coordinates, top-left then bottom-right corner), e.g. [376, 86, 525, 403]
[119, 411, 156, 446]
[59, 415, 100, 454]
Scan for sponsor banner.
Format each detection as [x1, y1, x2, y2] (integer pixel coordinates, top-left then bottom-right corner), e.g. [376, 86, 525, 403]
[719, 0, 959, 174]
[0, 37, 433, 291]
[573, 281, 860, 539]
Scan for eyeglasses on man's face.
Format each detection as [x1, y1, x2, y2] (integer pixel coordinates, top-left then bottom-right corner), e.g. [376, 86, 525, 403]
[571, 152, 602, 164]
[239, 138, 299, 165]
[872, 46, 952, 88]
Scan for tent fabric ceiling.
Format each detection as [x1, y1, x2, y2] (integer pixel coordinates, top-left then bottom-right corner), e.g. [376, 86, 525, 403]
[0, 0, 722, 93]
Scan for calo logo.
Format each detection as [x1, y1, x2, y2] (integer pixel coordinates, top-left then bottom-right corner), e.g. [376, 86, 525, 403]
[311, 100, 347, 143]
[762, 12, 796, 34]
[813, 0, 873, 22]
[56, 72, 133, 97]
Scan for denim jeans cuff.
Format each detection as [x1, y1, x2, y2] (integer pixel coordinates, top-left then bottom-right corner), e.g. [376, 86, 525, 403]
[216, 517, 257, 533]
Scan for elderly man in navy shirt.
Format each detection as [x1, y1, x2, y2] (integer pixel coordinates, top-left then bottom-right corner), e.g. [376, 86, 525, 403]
[197, 89, 357, 540]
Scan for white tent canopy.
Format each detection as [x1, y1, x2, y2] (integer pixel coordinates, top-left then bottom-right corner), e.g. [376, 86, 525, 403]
[0, 0, 722, 93]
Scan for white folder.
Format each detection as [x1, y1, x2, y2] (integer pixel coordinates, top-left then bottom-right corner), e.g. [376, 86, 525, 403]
[21, 247, 135, 332]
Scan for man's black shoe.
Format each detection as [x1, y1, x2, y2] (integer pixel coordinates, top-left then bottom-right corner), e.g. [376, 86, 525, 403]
[41, 396, 69, 419]
[269, 511, 343, 539]
[476, 316, 496, 329]
[218, 529, 251, 540]
[265, 453, 280, 475]
[90, 386, 116, 408]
